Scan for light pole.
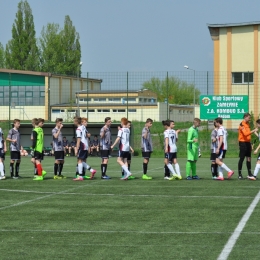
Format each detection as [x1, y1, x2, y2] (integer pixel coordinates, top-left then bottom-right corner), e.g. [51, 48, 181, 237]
[184, 65, 195, 117]
[77, 61, 83, 116]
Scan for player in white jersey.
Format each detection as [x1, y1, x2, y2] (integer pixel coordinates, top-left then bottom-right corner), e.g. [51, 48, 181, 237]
[214, 117, 234, 181]
[73, 117, 96, 181]
[100, 117, 112, 179]
[253, 119, 260, 179]
[52, 118, 66, 179]
[111, 118, 133, 180]
[210, 121, 218, 179]
[6, 119, 22, 179]
[163, 120, 182, 180]
[0, 127, 7, 180]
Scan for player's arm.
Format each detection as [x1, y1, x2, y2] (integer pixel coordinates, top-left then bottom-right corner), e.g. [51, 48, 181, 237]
[254, 143, 260, 154]
[111, 137, 121, 149]
[32, 131, 37, 149]
[187, 129, 196, 143]
[240, 125, 257, 136]
[130, 145, 134, 153]
[164, 137, 169, 153]
[3, 134, 7, 152]
[216, 135, 223, 154]
[142, 128, 148, 139]
[6, 130, 16, 143]
[53, 129, 61, 139]
[76, 137, 81, 151]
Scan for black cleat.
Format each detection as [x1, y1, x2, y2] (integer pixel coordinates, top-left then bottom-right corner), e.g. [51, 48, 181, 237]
[238, 175, 244, 180]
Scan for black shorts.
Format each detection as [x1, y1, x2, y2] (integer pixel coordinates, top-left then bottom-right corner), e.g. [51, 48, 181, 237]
[100, 150, 110, 159]
[165, 152, 177, 161]
[210, 150, 226, 161]
[142, 151, 152, 159]
[118, 151, 130, 159]
[0, 148, 5, 160]
[239, 142, 251, 158]
[54, 151, 65, 160]
[34, 151, 43, 161]
[11, 151, 21, 161]
[78, 150, 88, 160]
[210, 153, 217, 161]
[127, 153, 132, 161]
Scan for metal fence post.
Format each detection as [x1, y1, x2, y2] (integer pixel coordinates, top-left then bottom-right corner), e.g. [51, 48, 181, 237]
[87, 72, 89, 120]
[166, 71, 169, 119]
[127, 71, 129, 119]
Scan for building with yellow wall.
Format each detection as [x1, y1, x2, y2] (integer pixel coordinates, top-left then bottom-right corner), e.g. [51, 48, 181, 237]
[208, 21, 260, 128]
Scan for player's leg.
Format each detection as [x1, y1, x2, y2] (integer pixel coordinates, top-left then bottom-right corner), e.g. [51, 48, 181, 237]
[0, 156, 5, 180]
[190, 147, 199, 179]
[238, 142, 246, 179]
[173, 156, 182, 179]
[120, 155, 132, 180]
[100, 150, 110, 179]
[142, 152, 152, 180]
[253, 155, 260, 179]
[54, 152, 62, 180]
[34, 153, 43, 181]
[58, 160, 66, 178]
[166, 154, 178, 180]
[186, 146, 194, 180]
[73, 157, 84, 181]
[82, 152, 96, 179]
[127, 153, 135, 180]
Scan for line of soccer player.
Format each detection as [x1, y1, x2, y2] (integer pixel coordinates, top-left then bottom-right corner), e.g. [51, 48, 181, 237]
[0, 113, 259, 181]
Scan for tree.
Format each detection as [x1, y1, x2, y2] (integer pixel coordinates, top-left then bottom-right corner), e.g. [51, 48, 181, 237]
[142, 76, 200, 105]
[5, 0, 39, 71]
[0, 43, 4, 68]
[39, 15, 81, 76]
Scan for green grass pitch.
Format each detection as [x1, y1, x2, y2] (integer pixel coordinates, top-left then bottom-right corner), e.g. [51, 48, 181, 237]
[1, 156, 260, 259]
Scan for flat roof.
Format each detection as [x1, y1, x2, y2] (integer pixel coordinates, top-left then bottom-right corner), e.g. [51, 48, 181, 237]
[207, 21, 260, 28]
[75, 90, 153, 94]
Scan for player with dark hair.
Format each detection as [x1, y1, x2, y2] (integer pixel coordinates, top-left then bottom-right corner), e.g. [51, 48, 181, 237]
[52, 118, 66, 179]
[141, 118, 153, 180]
[100, 117, 112, 179]
[32, 118, 47, 181]
[0, 126, 7, 180]
[210, 121, 218, 179]
[238, 113, 258, 180]
[214, 117, 234, 180]
[6, 119, 22, 179]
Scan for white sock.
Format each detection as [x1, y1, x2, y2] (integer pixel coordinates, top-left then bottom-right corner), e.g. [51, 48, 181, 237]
[82, 162, 93, 172]
[174, 163, 181, 176]
[254, 164, 260, 176]
[218, 166, 223, 177]
[0, 162, 4, 176]
[221, 163, 231, 173]
[78, 163, 83, 174]
[122, 165, 131, 175]
[167, 163, 176, 175]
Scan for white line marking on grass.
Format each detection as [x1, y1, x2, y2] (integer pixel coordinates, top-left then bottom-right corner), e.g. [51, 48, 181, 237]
[0, 183, 98, 211]
[217, 190, 260, 260]
[0, 229, 231, 235]
[0, 189, 254, 199]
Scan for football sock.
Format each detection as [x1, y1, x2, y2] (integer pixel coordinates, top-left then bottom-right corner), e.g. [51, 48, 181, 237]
[75, 165, 78, 175]
[214, 163, 218, 177]
[246, 161, 252, 175]
[253, 163, 260, 177]
[143, 163, 148, 175]
[186, 161, 192, 177]
[78, 163, 83, 176]
[218, 166, 223, 177]
[58, 163, 63, 175]
[164, 164, 170, 177]
[238, 157, 245, 175]
[221, 163, 231, 173]
[211, 163, 215, 177]
[101, 164, 107, 176]
[122, 165, 131, 175]
[167, 163, 176, 175]
[15, 163, 20, 177]
[128, 164, 131, 172]
[82, 162, 94, 172]
[122, 169, 124, 177]
[0, 162, 4, 176]
[10, 163, 14, 177]
[37, 164, 42, 176]
[54, 163, 58, 175]
[34, 164, 38, 175]
[191, 162, 197, 177]
[174, 163, 181, 176]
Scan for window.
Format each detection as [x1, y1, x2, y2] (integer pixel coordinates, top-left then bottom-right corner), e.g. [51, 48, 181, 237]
[40, 91, 45, 97]
[232, 72, 254, 84]
[79, 98, 91, 102]
[128, 109, 136, 112]
[94, 98, 106, 102]
[97, 109, 110, 112]
[52, 109, 60, 113]
[127, 98, 136, 102]
[26, 91, 33, 97]
[82, 109, 87, 112]
[108, 98, 121, 102]
[67, 109, 76, 113]
[11, 92, 18, 97]
[60, 109, 65, 113]
[112, 109, 126, 113]
[0, 92, 3, 98]
[88, 109, 95, 112]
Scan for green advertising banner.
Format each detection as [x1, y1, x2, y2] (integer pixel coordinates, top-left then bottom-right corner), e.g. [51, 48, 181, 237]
[200, 95, 248, 120]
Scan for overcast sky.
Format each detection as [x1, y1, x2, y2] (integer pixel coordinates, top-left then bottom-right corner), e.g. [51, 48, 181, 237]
[1, 0, 260, 73]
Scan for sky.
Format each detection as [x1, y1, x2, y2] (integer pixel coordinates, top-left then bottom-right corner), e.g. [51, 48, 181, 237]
[0, 0, 260, 74]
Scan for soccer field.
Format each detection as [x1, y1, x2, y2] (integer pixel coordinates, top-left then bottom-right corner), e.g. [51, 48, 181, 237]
[1, 156, 260, 259]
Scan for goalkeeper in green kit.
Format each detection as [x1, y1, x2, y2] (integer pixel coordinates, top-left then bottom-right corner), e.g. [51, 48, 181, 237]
[186, 118, 201, 180]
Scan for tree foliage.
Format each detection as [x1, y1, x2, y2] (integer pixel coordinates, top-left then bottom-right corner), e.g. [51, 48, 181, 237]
[142, 76, 200, 105]
[39, 15, 81, 76]
[0, 43, 5, 68]
[5, 0, 39, 71]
